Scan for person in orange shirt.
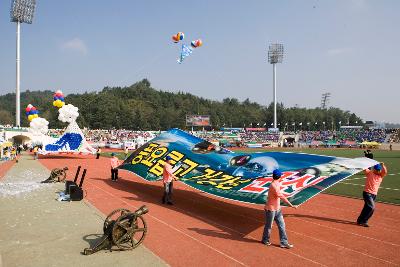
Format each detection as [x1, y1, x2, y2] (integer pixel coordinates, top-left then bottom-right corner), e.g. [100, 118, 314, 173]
[162, 156, 179, 205]
[110, 153, 121, 181]
[357, 163, 387, 227]
[261, 169, 297, 248]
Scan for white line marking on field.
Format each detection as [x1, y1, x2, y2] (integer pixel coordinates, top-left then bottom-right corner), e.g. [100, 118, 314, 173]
[339, 182, 400, 191]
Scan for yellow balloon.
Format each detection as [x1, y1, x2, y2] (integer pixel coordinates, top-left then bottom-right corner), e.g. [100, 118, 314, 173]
[28, 115, 34, 121]
[53, 100, 57, 107]
[33, 114, 39, 118]
[59, 101, 65, 107]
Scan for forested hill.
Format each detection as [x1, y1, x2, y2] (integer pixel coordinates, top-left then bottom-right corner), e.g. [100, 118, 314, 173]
[0, 79, 362, 130]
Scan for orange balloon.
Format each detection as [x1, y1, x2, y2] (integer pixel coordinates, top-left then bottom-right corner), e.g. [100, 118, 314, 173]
[196, 39, 203, 47]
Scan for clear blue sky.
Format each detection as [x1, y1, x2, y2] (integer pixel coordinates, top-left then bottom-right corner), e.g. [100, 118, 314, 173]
[1, 0, 399, 123]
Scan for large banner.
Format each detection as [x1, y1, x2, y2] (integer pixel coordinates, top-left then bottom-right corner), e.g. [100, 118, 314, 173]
[186, 115, 210, 126]
[119, 129, 377, 206]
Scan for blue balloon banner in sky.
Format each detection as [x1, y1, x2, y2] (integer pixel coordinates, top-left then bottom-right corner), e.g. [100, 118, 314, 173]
[119, 129, 377, 206]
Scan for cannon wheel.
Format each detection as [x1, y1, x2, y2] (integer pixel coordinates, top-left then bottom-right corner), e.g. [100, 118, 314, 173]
[111, 214, 147, 250]
[103, 208, 131, 233]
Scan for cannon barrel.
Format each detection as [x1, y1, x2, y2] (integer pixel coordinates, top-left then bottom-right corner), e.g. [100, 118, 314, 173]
[134, 205, 148, 217]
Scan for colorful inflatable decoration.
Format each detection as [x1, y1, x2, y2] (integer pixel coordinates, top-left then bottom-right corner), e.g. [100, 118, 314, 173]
[191, 39, 202, 48]
[25, 104, 39, 122]
[39, 103, 95, 155]
[172, 32, 202, 64]
[172, 32, 184, 43]
[53, 90, 65, 108]
[119, 129, 378, 206]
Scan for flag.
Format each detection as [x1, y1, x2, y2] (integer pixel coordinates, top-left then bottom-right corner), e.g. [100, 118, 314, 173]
[177, 44, 193, 64]
[292, 122, 295, 126]
[271, 123, 274, 126]
[299, 122, 303, 126]
[285, 122, 288, 126]
[257, 123, 260, 126]
[307, 122, 310, 125]
[323, 121, 326, 125]
[339, 121, 342, 124]
[263, 123, 266, 126]
[315, 122, 318, 125]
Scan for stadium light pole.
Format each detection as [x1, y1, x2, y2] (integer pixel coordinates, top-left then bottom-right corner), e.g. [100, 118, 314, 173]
[10, 0, 36, 127]
[268, 43, 284, 129]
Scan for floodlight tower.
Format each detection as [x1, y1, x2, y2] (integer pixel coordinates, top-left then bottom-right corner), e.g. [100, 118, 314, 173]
[10, 0, 36, 127]
[268, 43, 284, 129]
[321, 92, 331, 109]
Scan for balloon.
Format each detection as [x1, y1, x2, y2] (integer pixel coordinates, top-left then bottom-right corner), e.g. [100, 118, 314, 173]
[28, 115, 34, 121]
[53, 100, 57, 107]
[31, 106, 36, 111]
[25, 107, 31, 112]
[53, 96, 58, 100]
[177, 32, 184, 41]
[172, 35, 179, 43]
[191, 39, 202, 48]
[59, 97, 65, 102]
[25, 111, 30, 116]
[27, 104, 33, 108]
[33, 114, 39, 119]
[196, 39, 202, 47]
[55, 90, 63, 95]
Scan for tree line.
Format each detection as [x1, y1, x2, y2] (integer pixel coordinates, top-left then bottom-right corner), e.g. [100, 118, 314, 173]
[0, 79, 363, 130]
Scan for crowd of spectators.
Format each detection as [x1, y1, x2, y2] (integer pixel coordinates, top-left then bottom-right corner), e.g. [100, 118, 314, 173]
[298, 129, 388, 143]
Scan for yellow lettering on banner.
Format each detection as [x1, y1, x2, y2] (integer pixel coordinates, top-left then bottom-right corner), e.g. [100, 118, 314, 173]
[185, 168, 251, 190]
[131, 143, 159, 165]
[141, 147, 168, 167]
[149, 159, 166, 176]
[144, 143, 159, 152]
[174, 158, 199, 177]
[167, 150, 184, 164]
[187, 168, 222, 184]
[214, 177, 251, 190]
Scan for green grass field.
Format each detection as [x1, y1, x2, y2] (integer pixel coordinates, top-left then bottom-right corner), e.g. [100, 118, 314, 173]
[104, 148, 400, 205]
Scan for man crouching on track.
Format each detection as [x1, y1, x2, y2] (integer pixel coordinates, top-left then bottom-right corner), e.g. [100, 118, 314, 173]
[261, 169, 297, 249]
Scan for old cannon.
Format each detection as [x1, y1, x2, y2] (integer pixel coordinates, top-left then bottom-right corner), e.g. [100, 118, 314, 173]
[83, 205, 148, 255]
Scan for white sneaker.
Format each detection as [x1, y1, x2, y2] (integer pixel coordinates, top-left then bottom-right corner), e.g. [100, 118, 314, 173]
[280, 243, 294, 249]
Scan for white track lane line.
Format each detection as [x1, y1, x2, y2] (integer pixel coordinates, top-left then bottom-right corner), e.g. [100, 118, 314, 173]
[87, 180, 324, 266]
[87, 181, 247, 266]
[287, 230, 398, 266]
[184, 197, 400, 263]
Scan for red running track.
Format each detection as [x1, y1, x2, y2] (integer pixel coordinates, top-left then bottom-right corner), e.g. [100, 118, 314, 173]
[39, 155, 400, 266]
[0, 160, 16, 180]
